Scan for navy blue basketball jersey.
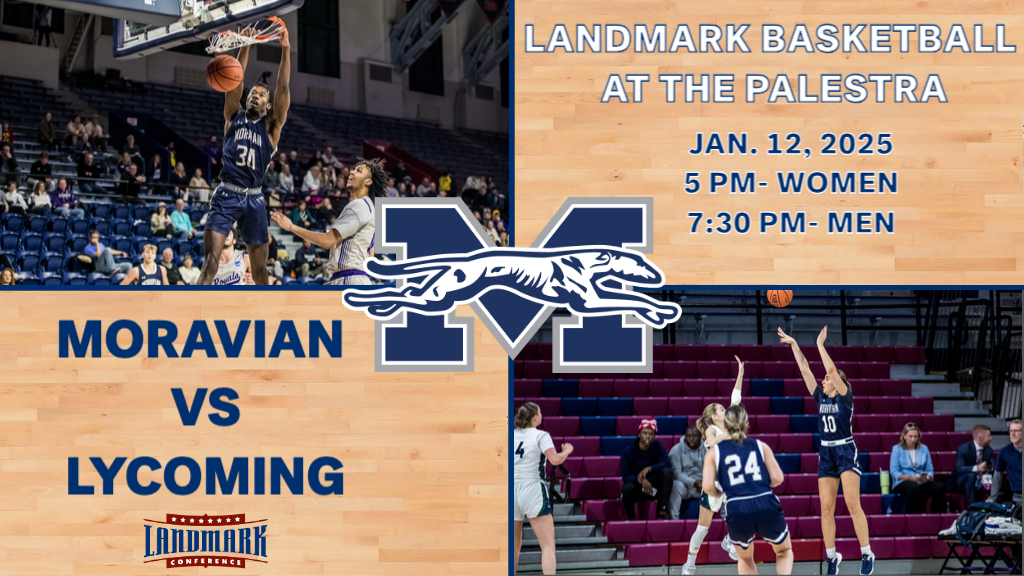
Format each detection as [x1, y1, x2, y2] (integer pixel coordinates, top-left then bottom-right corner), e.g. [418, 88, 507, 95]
[715, 437, 773, 501]
[814, 386, 854, 441]
[220, 111, 275, 189]
[137, 263, 161, 285]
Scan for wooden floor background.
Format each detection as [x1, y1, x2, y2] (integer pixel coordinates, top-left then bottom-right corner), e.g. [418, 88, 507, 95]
[515, 0, 1024, 284]
[0, 292, 508, 575]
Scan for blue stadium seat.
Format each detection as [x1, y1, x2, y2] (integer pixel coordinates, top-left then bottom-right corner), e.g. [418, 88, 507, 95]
[1, 232, 20, 251]
[69, 218, 89, 235]
[43, 232, 65, 252]
[112, 236, 133, 254]
[111, 219, 131, 236]
[40, 271, 62, 285]
[16, 251, 40, 273]
[114, 204, 131, 220]
[2, 213, 25, 233]
[155, 238, 173, 255]
[657, 416, 689, 435]
[597, 398, 633, 416]
[542, 379, 579, 398]
[41, 251, 63, 273]
[775, 454, 801, 474]
[27, 215, 46, 233]
[91, 218, 110, 235]
[63, 272, 87, 285]
[281, 277, 298, 285]
[296, 276, 315, 285]
[19, 272, 40, 285]
[580, 416, 617, 436]
[601, 436, 635, 457]
[67, 234, 89, 253]
[91, 203, 111, 219]
[857, 452, 871, 473]
[132, 205, 150, 222]
[65, 254, 91, 274]
[132, 236, 150, 254]
[132, 222, 152, 237]
[174, 238, 194, 256]
[21, 231, 43, 252]
[562, 398, 597, 417]
[47, 217, 67, 234]
[111, 273, 127, 284]
[750, 379, 784, 397]
[87, 272, 111, 285]
[790, 415, 818, 434]
[771, 397, 805, 416]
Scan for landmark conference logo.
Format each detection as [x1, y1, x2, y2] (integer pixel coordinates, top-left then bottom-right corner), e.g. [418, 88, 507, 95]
[142, 513, 268, 569]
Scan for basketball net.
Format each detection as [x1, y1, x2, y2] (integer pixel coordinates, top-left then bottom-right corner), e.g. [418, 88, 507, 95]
[207, 16, 285, 54]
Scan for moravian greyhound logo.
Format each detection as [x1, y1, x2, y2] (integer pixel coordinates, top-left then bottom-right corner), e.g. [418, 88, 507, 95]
[342, 246, 682, 328]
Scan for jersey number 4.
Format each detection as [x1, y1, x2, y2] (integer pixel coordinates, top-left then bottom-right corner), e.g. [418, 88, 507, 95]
[515, 442, 525, 459]
[234, 144, 257, 171]
[725, 452, 763, 486]
[822, 415, 838, 434]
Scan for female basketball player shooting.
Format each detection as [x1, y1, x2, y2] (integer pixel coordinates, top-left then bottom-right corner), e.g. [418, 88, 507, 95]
[198, 26, 290, 285]
[703, 404, 792, 575]
[683, 356, 742, 575]
[513, 402, 573, 576]
[779, 326, 874, 575]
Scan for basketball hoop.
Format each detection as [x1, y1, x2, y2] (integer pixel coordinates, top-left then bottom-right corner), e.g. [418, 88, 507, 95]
[206, 16, 285, 54]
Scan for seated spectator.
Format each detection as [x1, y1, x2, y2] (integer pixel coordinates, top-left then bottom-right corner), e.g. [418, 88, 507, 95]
[29, 151, 53, 192]
[1, 121, 13, 146]
[77, 152, 103, 195]
[159, 248, 185, 285]
[84, 231, 131, 275]
[278, 163, 295, 198]
[295, 239, 326, 279]
[151, 202, 173, 238]
[621, 418, 674, 520]
[302, 165, 322, 193]
[287, 150, 301, 177]
[0, 144, 19, 186]
[121, 164, 146, 199]
[147, 154, 165, 189]
[498, 229, 509, 247]
[29, 181, 52, 216]
[890, 422, 946, 514]
[485, 219, 500, 244]
[37, 112, 55, 151]
[203, 135, 222, 179]
[266, 233, 284, 278]
[397, 181, 408, 197]
[322, 165, 337, 190]
[322, 146, 341, 170]
[393, 160, 407, 182]
[430, 182, 440, 197]
[169, 162, 190, 201]
[482, 187, 501, 211]
[0, 267, 14, 285]
[990, 419, 1022, 504]
[50, 178, 85, 219]
[122, 134, 145, 174]
[464, 173, 483, 192]
[65, 114, 89, 146]
[116, 152, 134, 180]
[85, 114, 106, 151]
[415, 177, 432, 197]
[4, 182, 27, 215]
[170, 198, 194, 240]
[439, 168, 452, 195]
[178, 253, 200, 285]
[263, 161, 280, 197]
[274, 152, 287, 173]
[948, 424, 994, 506]
[290, 200, 312, 230]
[385, 177, 399, 198]
[669, 427, 707, 520]
[306, 150, 324, 171]
[189, 168, 209, 201]
[316, 197, 339, 224]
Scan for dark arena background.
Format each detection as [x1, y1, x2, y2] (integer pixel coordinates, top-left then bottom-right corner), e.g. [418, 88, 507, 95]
[0, 0, 508, 286]
[514, 290, 1022, 575]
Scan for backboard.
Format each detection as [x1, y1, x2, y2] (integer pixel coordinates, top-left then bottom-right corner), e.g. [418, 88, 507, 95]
[113, 0, 303, 59]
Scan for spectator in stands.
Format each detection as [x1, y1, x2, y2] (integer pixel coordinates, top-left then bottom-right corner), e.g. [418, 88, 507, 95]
[150, 202, 173, 238]
[77, 153, 103, 195]
[498, 229, 509, 247]
[159, 248, 185, 285]
[485, 219, 500, 244]
[621, 418, 674, 520]
[35, 5, 54, 46]
[0, 144, 20, 187]
[464, 174, 482, 193]
[178, 253, 200, 285]
[393, 160, 407, 183]
[170, 198, 194, 240]
[439, 168, 452, 196]
[990, 419, 1022, 504]
[890, 422, 946, 514]
[429, 182, 440, 197]
[278, 163, 295, 198]
[323, 165, 338, 191]
[669, 427, 707, 520]
[0, 267, 14, 285]
[949, 424, 994, 506]
[85, 115, 106, 151]
[323, 146, 341, 170]
[294, 239, 326, 279]
[287, 151, 301, 177]
[29, 181, 52, 216]
[116, 152, 133, 179]
[50, 178, 85, 219]
[316, 197, 338, 223]
[29, 151, 53, 192]
[482, 187, 501, 212]
[37, 113, 55, 152]
[397, 181, 408, 197]
[415, 177, 432, 197]
[1, 121, 12, 146]
[122, 134, 144, 174]
[122, 164, 146, 199]
[290, 199, 313, 231]
[189, 168, 209, 201]
[266, 233, 285, 278]
[169, 162, 190, 201]
[203, 135, 222, 179]
[4, 182, 27, 215]
[166, 141, 177, 168]
[302, 166, 322, 194]
[384, 177, 399, 198]
[66, 115, 89, 147]
[306, 150, 324, 172]
[274, 152, 287, 173]
[84, 231, 131, 276]
[147, 154, 164, 186]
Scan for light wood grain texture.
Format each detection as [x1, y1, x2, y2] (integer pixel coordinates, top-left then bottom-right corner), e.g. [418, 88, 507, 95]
[0, 292, 508, 575]
[515, 0, 1024, 283]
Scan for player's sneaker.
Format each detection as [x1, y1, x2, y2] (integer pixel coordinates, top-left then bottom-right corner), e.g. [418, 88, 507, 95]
[826, 553, 842, 575]
[681, 562, 696, 575]
[861, 552, 875, 575]
[721, 538, 738, 561]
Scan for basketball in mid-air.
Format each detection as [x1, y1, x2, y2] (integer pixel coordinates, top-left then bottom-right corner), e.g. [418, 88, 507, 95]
[767, 290, 793, 308]
[206, 54, 243, 92]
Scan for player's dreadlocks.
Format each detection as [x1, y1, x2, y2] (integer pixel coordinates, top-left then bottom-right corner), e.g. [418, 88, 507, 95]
[355, 157, 390, 199]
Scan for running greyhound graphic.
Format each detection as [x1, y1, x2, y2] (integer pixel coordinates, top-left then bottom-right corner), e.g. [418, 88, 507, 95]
[342, 247, 682, 328]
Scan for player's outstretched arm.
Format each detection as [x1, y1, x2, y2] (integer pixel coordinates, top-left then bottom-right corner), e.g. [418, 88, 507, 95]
[270, 211, 340, 251]
[730, 355, 744, 406]
[223, 41, 253, 129]
[779, 327, 817, 396]
[268, 27, 290, 148]
[817, 326, 847, 396]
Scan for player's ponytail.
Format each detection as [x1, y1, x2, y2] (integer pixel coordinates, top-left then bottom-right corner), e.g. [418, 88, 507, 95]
[696, 403, 720, 437]
[724, 405, 749, 444]
[514, 402, 541, 429]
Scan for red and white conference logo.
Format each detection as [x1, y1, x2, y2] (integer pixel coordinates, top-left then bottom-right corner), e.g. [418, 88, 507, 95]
[143, 513, 268, 568]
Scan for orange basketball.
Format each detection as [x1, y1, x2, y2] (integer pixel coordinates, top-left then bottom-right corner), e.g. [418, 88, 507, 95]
[767, 290, 793, 308]
[206, 54, 243, 92]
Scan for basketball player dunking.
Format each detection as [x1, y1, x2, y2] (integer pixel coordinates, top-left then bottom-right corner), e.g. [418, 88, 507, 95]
[198, 27, 291, 285]
[270, 159, 388, 285]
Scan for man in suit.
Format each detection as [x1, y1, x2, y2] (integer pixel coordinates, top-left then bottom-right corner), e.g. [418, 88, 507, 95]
[949, 424, 994, 505]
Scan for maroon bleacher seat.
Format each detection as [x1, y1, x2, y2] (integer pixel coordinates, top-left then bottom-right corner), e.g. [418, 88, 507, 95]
[569, 478, 606, 499]
[892, 536, 935, 559]
[654, 344, 673, 360]
[534, 342, 552, 360]
[791, 539, 823, 562]
[514, 379, 542, 397]
[829, 345, 866, 362]
[616, 416, 646, 436]
[556, 436, 599, 456]
[514, 360, 524, 378]
[803, 397, 818, 415]
[524, 360, 553, 379]
[855, 414, 890, 433]
[584, 456, 621, 477]
[683, 379, 719, 397]
[648, 379, 683, 396]
[779, 495, 812, 516]
[854, 378, 881, 396]
[901, 396, 934, 414]
[773, 476, 789, 495]
[604, 521, 646, 544]
[634, 397, 669, 416]
[869, 396, 903, 414]
[769, 345, 794, 361]
[705, 344, 738, 361]
[697, 361, 730, 379]
[869, 514, 906, 536]
[787, 473, 819, 495]
[906, 514, 943, 535]
[674, 345, 707, 361]
[859, 362, 890, 379]
[864, 346, 896, 363]
[801, 454, 819, 473]
[853, 396, 871, 414]
[738, 344, 771, 361]
[836, 362, 862, 378]
[932, 451, 956, 472]
[633, 361, 665, 379]
[604, 477, 624, 498]
[664, 361, 697, 379]
[779, 434, 814, 453]
[894, 346, 926, 364]
[757, 434, 780, 452]
[868, 453, 890, 472]
[853, 432, 881, 452]
[583, 499, 625, 521]
[882, 379, 912, 396]
[520, 343, 538, 360]
[787, 379, 811, 398]
[614, 379, 650, 398]
[579, 379, 614, 398]
[716, 378, 751, 396]
[946, 432, 972, 451]
[646, 520, 688, 542]
[730, 361, 762, 379]
[752, 415, 791, 434]
[624, 543, 669, 567]
[741, 397, 771, 415]
[539, 416, 579, 436]
[925, 434, 948, 451]
[797, 517, 822, 538]
[668, 398, 704, 416]
[921, 414, 954, 433]
[553, 457, 584, 477]
[762, 361, 797, 378]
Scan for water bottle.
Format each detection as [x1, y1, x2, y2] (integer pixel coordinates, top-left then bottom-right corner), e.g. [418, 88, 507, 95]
[880, 469, 890, 496]
[886, 505, 892, 515]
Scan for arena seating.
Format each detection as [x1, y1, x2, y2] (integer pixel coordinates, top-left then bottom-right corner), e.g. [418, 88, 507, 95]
[513, 343, 999, 567]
